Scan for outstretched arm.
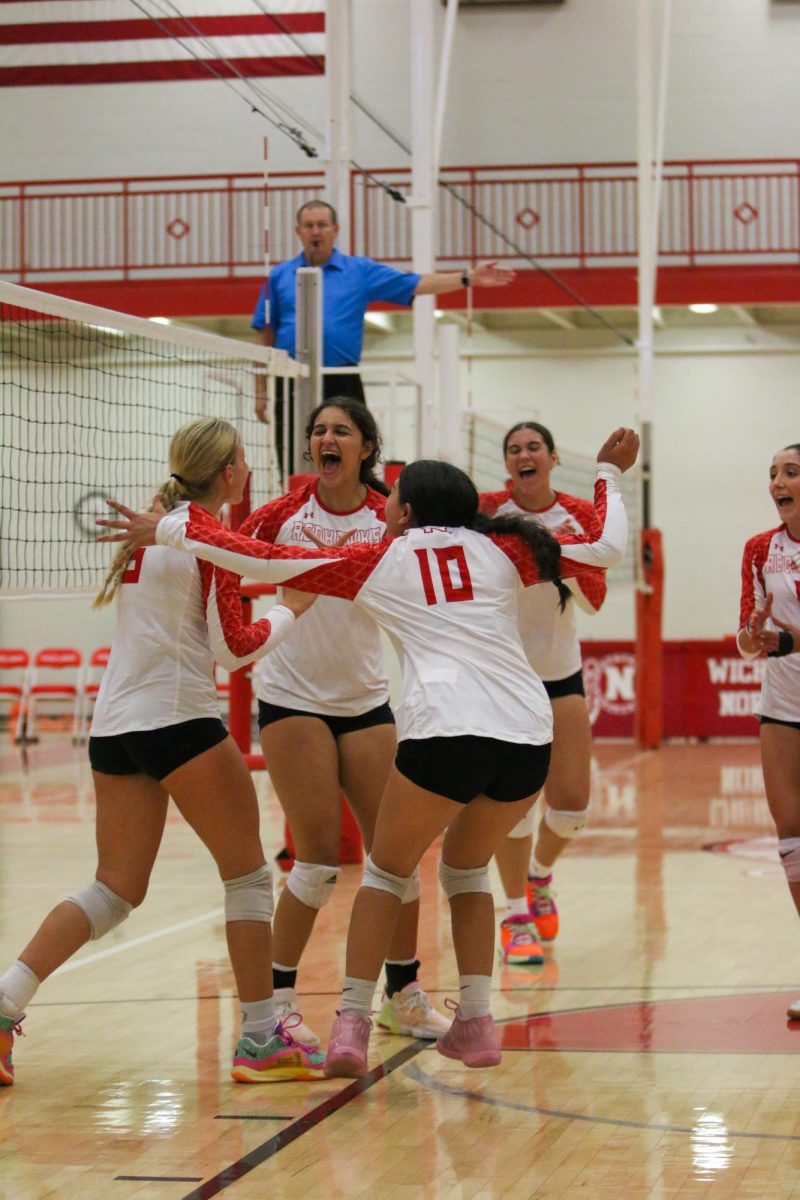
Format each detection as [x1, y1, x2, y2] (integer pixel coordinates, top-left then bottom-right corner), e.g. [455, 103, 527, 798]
[414, 260, 515, 296]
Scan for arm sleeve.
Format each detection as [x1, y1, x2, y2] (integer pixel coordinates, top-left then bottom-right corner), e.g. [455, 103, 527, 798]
[201, 562, 296, 670]
[736, 536, 766, 660]
[491, 466, 627, 587]
[156, 504, 384, 599]
[557, 495, 607, 613]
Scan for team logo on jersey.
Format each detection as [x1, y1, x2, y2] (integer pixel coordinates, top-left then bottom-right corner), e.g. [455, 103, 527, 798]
[582, 653, 636, 725]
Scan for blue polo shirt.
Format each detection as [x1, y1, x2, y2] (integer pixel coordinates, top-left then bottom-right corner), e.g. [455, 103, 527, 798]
[251, 248, 420, 366]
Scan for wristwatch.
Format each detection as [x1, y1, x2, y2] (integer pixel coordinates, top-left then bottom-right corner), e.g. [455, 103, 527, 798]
[460, 269, 471, 288]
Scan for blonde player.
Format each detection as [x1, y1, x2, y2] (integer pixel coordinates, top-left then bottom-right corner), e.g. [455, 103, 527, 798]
[737, 442, 800, 1022]
[99, 426, 638, 1074]
[0, 419, 325, 1088]
[480, 421, 608, 965]
[240, 398, 446, 1045]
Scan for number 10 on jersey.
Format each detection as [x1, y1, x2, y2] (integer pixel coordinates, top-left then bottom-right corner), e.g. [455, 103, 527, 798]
[414, 546, 474, 605]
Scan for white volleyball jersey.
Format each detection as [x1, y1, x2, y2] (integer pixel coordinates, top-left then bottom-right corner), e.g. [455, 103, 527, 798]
[156, 467, 625, 745]
[738, 525, 800, 722]
[480, 489, 607, 682]
[91, 502, 296, 737]
[240, 481, 389, 716]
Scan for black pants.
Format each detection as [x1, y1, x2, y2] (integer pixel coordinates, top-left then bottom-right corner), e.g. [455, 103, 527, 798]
[274, 371, 366, 480]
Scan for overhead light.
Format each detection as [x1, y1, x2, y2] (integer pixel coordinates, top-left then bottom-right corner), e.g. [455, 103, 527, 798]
[364, 312, 393, 332]
[149, 316, 172, 325]
[434, 309, 445, 318]
[689, 303, 718, 315]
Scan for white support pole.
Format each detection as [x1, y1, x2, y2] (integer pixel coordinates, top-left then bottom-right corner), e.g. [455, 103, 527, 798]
[410, 0, 437, 456]
[325, 0, 352, 248]
[433, 0, 459, 180]
[637, 0, 656, 529]
[437, 323, 462, 466]
[294, 267, 323, 476]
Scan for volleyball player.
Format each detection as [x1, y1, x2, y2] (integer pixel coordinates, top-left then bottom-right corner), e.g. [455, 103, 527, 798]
[480, 421, 608, 965]
[0, 419, 326, 1088]
[239, 398, 447, 1045]
[736, 442, 800, 1022]
[99, 425, 638, 1073]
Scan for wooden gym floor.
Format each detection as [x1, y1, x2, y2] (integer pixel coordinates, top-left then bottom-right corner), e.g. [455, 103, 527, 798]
[1, 737, 799, 1200]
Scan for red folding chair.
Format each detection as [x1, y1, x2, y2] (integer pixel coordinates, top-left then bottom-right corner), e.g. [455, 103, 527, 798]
[0, 648, 31, 743]
[77, 646, 111, 741]
[24, 647, 83, 743]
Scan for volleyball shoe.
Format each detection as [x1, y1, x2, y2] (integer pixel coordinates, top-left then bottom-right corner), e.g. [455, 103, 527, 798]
[376, 983, 449, 1038]
[323, 1010, 372, 1078]
[272, 987, 321, 1047]
[231, 1015, 325, 1083]
[499, 915, 544, 965]
[436, 1003, 501, 1068]
[526, 873, 559, 942]
[0, 1014, 24, 1087]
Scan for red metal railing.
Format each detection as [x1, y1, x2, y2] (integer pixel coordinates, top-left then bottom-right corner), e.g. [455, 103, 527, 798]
[2, 160, 799, 284]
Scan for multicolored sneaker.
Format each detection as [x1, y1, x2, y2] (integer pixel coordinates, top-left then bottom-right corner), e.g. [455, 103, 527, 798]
[436, 1002, 501, 1068]
[231, 1016, 326, 1083]
[376, 982, 450, 1039]
[323, 1010, 372, 1079]
[526, 873, 559, 942]
[0, 1014, 24, 1087]
[499, 915, 544, 965]
[273, 987, 320, 1047]
[787, 998, 800, 1021]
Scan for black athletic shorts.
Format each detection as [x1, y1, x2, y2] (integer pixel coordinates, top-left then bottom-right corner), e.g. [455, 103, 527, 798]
[258, 699, 395, 739]
[759, 714, 800, 731]
[395, 735, 551, 805]
[543, 669, 585, 701]
[88, 717, 228, 781]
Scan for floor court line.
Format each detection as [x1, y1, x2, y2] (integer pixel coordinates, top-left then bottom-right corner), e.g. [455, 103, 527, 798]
[179, 1041, 427, 1200]
[403, 1062, 800, 1142]
[52, 908, 225, 975]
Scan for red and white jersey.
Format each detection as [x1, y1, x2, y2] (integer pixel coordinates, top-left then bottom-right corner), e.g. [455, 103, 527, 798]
[480, 489, 607, 681]
[156, 466, 626, 745]
[738, 525, 800, 722]
[91, 503, 296, 737]
[240, 481, 389, 716]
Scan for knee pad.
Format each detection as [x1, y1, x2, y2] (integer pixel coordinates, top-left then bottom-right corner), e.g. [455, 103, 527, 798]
[438, 860, 492, 900]
[286, 861, 339, 909]
[361, 854, 411, 901]
[401, 866, 421, 904]
[779, 837, 800, 883]
[224, 863, 273, 923]
[544, 805, 589, 840]
[507, 808, 537, 839]
[67, 880, 132, 941]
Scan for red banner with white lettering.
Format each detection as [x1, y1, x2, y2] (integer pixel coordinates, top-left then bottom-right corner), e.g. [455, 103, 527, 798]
[581, 639, 763, 738]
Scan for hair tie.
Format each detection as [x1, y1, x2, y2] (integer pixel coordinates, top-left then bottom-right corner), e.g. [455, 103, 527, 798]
[171, 472, 186, 485]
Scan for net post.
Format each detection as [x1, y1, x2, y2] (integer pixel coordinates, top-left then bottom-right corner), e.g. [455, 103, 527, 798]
[634, 523, 664, 749]
[293, 267, 322, 476]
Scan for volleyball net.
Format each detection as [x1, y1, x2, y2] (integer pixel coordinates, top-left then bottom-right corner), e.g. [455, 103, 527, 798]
[1, 282, 302, 595]
[462, 411, 642, 587]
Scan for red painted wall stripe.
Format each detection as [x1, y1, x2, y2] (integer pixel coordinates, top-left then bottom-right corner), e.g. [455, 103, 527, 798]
[0, 13, 324, 45]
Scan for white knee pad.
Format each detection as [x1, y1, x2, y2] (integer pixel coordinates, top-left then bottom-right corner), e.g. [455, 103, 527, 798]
[779, 837, 800, 883]
[224, 863, 274, 923]
[286, 861, 339, 909]
[438, 860, 492, 899]
[68, 880, 132, 941]
[402, 866, 421, 904]
[507, 808, 537, 839]
[544, 805, 589, 840]
[361, 854, 412, 900]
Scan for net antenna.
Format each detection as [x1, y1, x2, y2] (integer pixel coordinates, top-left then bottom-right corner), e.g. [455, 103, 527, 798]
[0, 281, 305, 597]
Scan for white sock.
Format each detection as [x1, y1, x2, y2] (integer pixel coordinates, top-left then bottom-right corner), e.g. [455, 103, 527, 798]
[240, 997, 277, 1045]
[0, 960, 39, 1019]
[505, 896, 529, 920]
[457, 974, 492, 1019]
[529, 856, 551, 880]
[340, 976, 376, 1015]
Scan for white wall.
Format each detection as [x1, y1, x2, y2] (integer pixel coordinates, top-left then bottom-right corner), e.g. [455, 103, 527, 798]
[3, 0, 800, 182]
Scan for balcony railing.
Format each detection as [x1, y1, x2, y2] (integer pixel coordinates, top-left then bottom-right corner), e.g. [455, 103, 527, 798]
[2, 160, 799, 284]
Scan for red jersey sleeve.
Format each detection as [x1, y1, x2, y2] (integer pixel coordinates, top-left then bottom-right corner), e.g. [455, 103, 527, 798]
[238, 481, 316, 542]
[739, 530, 774, 630]
[200, 562, 296, 670]
[557, 493, 607, 612]
[478, 489, 512, 516]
